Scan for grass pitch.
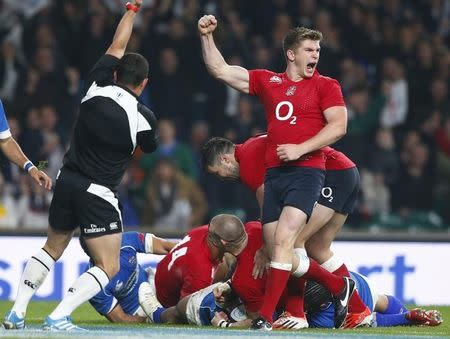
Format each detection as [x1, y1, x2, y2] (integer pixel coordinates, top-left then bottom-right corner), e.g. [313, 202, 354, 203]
[0, 301, 449, 338]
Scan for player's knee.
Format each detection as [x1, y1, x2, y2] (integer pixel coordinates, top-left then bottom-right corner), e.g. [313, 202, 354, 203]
[96, 260, 120, 279]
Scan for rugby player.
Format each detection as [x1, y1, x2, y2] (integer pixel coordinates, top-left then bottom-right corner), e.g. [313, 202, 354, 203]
[198, 15, 351, 329]
[202, 135, 368, 328]
[81, 232, 175, 323]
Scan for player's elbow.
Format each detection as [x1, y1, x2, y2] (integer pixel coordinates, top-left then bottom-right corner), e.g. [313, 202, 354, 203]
[336, 122, 347, 139]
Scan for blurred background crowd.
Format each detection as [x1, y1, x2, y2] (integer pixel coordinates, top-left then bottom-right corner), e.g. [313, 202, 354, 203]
[0, 0, 449, 234]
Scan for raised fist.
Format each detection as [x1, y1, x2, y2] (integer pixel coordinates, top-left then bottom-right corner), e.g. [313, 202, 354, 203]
[131, 0, 143, 7]
[198, 15, 218, 35]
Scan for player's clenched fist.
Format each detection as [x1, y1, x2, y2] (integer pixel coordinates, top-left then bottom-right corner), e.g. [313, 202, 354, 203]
[198, 15, 218, 35]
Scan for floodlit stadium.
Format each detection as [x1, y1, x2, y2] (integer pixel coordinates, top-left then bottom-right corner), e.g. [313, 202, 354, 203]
[1, 0, 450, 338]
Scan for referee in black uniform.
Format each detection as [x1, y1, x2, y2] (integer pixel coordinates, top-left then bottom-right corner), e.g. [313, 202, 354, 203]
[4, 0, 158, 331]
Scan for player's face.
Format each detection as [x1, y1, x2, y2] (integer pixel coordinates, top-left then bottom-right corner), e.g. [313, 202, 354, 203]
[292, 39, 320, 78]
[208, 156, 240, 181]
[228, 234, 248, 257]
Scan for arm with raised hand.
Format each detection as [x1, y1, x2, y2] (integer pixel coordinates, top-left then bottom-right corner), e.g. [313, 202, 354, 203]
[106, 0, 143, 59]
[198, 15, 249, 93]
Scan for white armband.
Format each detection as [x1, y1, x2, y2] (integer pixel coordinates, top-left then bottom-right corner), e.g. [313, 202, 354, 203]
[145, 233, 155, 253]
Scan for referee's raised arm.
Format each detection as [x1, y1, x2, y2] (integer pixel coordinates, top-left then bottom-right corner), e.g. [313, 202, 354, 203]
[106, 0, 142, 59]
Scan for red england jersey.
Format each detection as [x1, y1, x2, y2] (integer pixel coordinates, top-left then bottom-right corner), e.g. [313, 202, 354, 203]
[235, 134, 267, 192]
[155, 225, 220, 307]
[248, 70, 345, 170]
[322, 146, 356, 171]
[231, 221, 266, 313]
[323, 146, 355, 170]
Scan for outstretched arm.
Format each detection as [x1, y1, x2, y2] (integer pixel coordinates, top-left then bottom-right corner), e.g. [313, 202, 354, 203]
[106, 0, 142, 59]
[198, 15, 249, 93]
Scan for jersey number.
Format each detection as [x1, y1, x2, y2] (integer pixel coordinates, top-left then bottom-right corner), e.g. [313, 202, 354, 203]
[275, 101, 296, 125]
[168, 247, 187, 270]
[167, 235, 191, 270]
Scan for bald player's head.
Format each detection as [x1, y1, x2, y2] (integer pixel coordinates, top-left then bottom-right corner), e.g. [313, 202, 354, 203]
[208, 214, 248, 256]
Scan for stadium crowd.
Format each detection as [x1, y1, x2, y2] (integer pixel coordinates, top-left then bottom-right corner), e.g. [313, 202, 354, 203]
[0, 0, 449, 232]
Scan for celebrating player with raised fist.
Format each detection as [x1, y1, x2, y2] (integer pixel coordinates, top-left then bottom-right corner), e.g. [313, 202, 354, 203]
[198, 14, 352, 330]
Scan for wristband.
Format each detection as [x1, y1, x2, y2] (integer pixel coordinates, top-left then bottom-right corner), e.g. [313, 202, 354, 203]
[218, 319, 230, 328]
[126, 2, 140, 12]
[23, 161, 35, 172]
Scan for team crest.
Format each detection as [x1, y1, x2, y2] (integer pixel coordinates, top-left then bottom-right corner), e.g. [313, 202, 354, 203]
[286, 85, 297, 96]
[269, 75, 282, 84]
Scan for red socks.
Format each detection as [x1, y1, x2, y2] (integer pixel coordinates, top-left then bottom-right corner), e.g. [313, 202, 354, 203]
[284, 277, 306, 318]
[332, 263, 367, 313]
[303, 258, 345, 295]
[259, 264, 291, 322]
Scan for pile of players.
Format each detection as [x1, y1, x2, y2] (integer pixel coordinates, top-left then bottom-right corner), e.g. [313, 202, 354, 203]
[80, 131, 442, 330]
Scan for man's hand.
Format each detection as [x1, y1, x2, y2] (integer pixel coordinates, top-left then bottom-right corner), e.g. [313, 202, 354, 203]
[198, 15, 218, 35]
[211, 311, 229, 327]
[29, 167, 52, 190]
[277, 144, 306, 162]
[213, 281, 231, 306]
[252, 248, 269, 279]
[131, 0, 143, 7]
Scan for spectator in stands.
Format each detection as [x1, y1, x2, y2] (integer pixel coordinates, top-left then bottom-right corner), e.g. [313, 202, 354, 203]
[19, 174, 52, 229]
[0, 0, 449, 230]
[393, 140, 434, 215]
[226, 96, 263, 143]
[338, 83, 381, 167]
[142, 157, 207, 232]
[140, 118, 197, 181]
[360, 128, 399, 216]
[379, 58, 408, 129]
[0, 172, 23, 229]
[19, 108, 44, 165]
[429, 79, 449, 114]
[369, 127, 400, 189]
[0, 41, 21, 103]
[39, 105, 64, 180]
[150, 47, 191, 125]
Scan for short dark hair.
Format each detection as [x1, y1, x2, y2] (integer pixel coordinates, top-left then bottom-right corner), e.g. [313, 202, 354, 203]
[283, 27, 323, 56]
[201, 137, 234, 171]
[117, 52, 149, 87]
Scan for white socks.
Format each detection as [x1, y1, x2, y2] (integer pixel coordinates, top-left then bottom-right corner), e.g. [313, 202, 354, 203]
[11, 249, 55, 318]
[292, 247, 310, 278]
[49, 266, 109, 319]
[320, 253, 343, 273]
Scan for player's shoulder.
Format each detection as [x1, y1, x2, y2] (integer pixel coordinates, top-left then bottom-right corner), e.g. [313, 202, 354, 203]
[188, 225, 208, 236]
[315, 73, 341, 87]
[241, 133, 267, 148]
[244, 221, 263, 239]
[250, 69, 283, 81]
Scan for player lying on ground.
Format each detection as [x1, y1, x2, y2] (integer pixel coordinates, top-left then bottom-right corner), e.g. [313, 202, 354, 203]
[154, 214, 248, 308]
[202, 135, 369, 328]
[138, 281, 251, 328]
[304, 271, 443, 328]
[80, 232, 175, 323]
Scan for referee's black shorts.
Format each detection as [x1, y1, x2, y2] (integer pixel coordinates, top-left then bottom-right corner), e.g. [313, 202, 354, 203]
[49, 167, 123, 237]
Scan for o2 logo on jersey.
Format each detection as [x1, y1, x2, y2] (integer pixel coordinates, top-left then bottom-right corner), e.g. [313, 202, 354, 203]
[321, 187, 333, 202]
[275, 101, 296, 125]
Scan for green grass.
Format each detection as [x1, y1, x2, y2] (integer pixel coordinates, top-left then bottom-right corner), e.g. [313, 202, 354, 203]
[1, 301, 449, 337]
